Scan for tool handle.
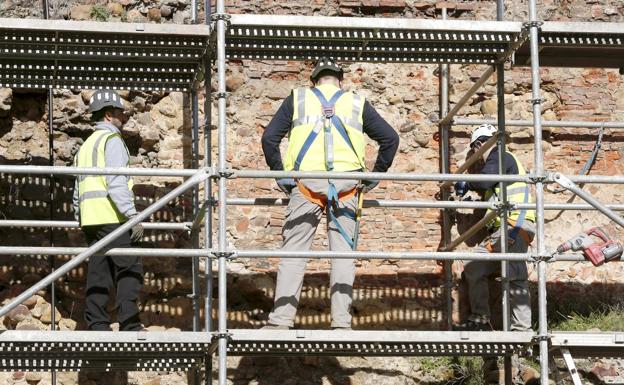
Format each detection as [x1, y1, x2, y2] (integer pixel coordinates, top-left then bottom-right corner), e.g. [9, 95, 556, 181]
[586, 226, 610, 243]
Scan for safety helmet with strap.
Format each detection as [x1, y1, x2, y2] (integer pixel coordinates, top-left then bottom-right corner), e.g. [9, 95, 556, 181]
[310, 57, 344, 83]
[88, 89, 125, 113]
[470, 123, 497, 147]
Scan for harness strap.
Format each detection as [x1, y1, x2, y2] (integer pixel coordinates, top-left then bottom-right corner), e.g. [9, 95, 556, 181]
[327, 183, 356, 250]
[296, 181, 357, 207]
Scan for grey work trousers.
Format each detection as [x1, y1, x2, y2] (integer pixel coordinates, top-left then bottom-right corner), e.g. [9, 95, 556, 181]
[268, 187, 357, 328]
[464, 220, 535, 331]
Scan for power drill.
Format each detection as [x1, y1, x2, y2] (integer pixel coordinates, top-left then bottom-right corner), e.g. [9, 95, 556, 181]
[556, 227, 623, 267]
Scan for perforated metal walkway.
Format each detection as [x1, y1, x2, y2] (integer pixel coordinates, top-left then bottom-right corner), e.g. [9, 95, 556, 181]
[0, 331, 212, 371]
[223, 329, 535, 357]
[0, 18, 211, 91]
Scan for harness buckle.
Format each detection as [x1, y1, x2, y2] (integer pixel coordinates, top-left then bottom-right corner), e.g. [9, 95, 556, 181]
[321, 106, 335, 118]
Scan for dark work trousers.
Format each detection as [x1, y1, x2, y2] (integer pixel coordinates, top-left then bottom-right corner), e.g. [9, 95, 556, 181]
[83, 223, 143, 331]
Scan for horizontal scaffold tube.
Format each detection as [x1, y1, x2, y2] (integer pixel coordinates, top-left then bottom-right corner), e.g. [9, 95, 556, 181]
[454, 118, 624, 129]
[228, 199, 624, 211]
[0, 220, 191, 230]
[233, 170, 530, 182]
[0, 246, 589, 262]
[0, 165, 200, 177]
[3, 165, 624, 184]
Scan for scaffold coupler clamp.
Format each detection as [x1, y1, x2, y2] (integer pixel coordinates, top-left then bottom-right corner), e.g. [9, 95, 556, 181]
[533, 332, 552, 343]
[493, 201, 516, 217]
[218, 168, 235, 179]
[550, 172, 575, 191]
[214, 91, 228, 100]
[530, 252, 553, 263]
[211, 250, 236, 260]
[212, 330, 233, 342]
[210, 12, 231, 28]
[529, 173, 550, 185]
[530, 97, 544, 106]
[522, 21, 544, 30]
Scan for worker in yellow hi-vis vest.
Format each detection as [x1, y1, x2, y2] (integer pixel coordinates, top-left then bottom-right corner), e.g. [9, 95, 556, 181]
[72, 89, 144, 331]
[453, 124, 536, 334]
[261, 57, 399, 330]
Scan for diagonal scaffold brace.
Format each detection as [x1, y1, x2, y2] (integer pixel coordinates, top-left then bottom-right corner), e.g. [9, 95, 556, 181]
[0, 167, 212, 318]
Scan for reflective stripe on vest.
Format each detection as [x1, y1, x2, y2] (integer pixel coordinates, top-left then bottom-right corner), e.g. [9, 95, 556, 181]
[283, 84, 366, 172]
[484, 153, 536, 229]
[75, 129, 134, 226]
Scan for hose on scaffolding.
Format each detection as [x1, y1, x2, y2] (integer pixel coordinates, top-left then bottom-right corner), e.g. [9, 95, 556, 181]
[546, 123, 605, 194]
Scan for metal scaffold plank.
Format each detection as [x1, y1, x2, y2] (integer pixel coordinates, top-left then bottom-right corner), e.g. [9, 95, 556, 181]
[0, 17, 210, 91]
[227, 14, 524, 64]
[550, 332, 624, 358]
[0, 331, 212, 371]
[515, 21, 624, 68]
[222, 330, 534, 357]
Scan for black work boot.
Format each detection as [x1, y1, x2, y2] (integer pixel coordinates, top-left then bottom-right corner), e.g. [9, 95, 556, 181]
[453, 319, 493, 331]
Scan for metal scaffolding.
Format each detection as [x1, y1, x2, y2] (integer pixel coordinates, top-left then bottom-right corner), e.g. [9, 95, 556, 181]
[1, 0, 624, 384]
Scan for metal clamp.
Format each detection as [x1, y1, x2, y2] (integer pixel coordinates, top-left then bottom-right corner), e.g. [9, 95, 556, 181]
[528, 174, 551, 184]
[533, 333, 552, 342]
[493, 201, 516, 217]
[214, 91, 228, 100]
[211, 251, 235, 259]
[210, 13, 231, 25]
[218, 169, 234, 179]
[523, 21, 544, 29]
[211, 331, 233, 341]
[530, 97, 544, 105]
[204, 196, 218, 207]
[531, 253, 553, 263]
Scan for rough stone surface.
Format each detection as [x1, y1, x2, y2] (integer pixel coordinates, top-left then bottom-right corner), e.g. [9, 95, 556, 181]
[69, 4, 92, 20]
[2, 1, 624, 384]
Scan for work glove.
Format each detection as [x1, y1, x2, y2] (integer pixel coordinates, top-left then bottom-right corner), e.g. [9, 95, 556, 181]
[361, 180, 379, 193]
[454, 181, 469, 197]
[128, 214, 144, 243]
[276, 178, 297, 195]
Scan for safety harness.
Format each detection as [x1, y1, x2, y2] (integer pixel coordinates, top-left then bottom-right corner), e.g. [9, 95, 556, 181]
[294, 88, 365, 250]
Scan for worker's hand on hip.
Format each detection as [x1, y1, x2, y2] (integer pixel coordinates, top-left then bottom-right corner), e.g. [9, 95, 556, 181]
[361, 179, 379, 193]
[454, 181, 469, 197]
[128, 215, 144, 242]
[276, 178, 296, 195]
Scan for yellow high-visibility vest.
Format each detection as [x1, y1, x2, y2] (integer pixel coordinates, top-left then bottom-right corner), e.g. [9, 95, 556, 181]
[485, 153, 536, 229]
[74, 129, 134, 226]
[283, 84, 366, 172]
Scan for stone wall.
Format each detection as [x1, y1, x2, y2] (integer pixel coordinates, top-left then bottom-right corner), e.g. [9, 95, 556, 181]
[1, 0, 624, 384]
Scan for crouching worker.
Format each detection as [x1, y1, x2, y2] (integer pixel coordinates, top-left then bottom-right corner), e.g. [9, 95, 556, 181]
[453, 124, 535, 332]
[261, 57, 399, 329]
[72, 89, 144, 331]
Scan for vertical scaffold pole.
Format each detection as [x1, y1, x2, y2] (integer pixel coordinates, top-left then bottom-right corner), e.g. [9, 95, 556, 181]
[204, 0, 214, 336]
[215, 0, 229, 383]
[204, 0, 214, 382]
[43, 0, 56, 384]
[191, 0, 202, 338]
[527, 0, 550, 382]
[495, 2, 512, 385]
[438, 6, 453, 330]
[189, 4, 202, 384]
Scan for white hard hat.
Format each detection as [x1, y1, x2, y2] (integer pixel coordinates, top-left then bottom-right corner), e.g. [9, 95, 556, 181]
[470, 124, 497, 146]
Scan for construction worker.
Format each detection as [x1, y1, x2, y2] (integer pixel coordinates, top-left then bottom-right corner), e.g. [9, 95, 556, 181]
[261, 57, 399, 329]
[72, 89, 144, 331]
[453, 123, 536, 332]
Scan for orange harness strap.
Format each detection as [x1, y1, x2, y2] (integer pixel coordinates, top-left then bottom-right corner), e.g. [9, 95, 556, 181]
[296, 181, 357, 208]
